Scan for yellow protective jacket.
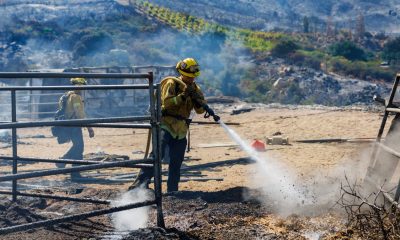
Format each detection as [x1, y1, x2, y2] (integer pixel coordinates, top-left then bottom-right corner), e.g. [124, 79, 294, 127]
[62, 91, 86, 120]
[160, 76, 206, 139]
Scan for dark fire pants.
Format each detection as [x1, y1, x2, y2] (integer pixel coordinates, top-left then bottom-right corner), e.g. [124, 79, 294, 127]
[62, 127, 84, 161]
[135, 129, 187, 192]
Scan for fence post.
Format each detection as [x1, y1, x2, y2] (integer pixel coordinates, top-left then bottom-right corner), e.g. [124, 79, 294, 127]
[11, 90, 17, 202]
[155, 82, 165, 228]
[148, 72, 165, 228]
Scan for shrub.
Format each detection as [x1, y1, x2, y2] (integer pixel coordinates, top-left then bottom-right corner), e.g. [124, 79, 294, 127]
[382, 37, 400, 63]
[287, 51, 322, 70]
[328, 57, 395, 82]
[329, 41, 366, 61]
[271, 40, 299, 57]
[240, 79, 271, 102]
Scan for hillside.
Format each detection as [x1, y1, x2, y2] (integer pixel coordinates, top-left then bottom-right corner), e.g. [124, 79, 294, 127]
[145, 0, 400, 33]
[0, 0, 398, 106]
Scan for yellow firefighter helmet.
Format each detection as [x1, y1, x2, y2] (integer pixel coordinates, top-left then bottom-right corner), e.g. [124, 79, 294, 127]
[176, 58, 201, 78]
[70, 78, 87, 85]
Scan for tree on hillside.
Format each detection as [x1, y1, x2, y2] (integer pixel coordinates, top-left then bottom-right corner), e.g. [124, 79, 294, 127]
[303, 16, 309, 33]
[355, 13, 365, 41]
[382, 37, 400, 64]
[326, 16, 334, 38]
[329, 41, 366, 61]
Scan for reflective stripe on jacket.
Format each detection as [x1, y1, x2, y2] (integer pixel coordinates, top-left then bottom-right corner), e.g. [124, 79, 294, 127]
[160, 77, 206, 139]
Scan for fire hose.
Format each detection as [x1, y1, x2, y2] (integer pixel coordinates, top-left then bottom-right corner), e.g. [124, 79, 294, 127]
[185, 99, 221, 152]
[144, 95, 238, 154]
[201, 103, 221, 122]
[144, 101, 221, 156]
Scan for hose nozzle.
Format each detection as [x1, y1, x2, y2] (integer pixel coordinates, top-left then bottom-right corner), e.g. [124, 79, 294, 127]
[203, 104, 220, 122]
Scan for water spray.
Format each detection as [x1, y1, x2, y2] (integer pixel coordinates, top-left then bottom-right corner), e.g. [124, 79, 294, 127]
[218, 120, 311, 215]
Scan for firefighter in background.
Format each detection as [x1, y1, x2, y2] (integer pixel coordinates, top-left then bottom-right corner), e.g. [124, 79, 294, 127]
[129, 58, 220, 192]
[57, 78, 95, 180]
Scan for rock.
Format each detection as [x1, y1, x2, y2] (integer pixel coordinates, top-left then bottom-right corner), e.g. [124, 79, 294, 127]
[206, 96, 240, 104]
[273, 78, 286, 88]
[231, 107, 254, 115]
[259, 58, 391, 106]
[279, 66, 294, 76]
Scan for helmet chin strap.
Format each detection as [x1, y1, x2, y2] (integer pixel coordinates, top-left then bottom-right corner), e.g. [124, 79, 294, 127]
[180, 75, 195, 84]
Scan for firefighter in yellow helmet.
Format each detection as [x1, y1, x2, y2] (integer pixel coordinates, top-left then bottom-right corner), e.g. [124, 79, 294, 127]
[57, 78, 95, 181]
[129, 58, 220, 192]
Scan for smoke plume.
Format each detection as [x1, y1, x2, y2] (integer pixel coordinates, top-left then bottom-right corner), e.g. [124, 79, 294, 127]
[110, 186, 153, 237]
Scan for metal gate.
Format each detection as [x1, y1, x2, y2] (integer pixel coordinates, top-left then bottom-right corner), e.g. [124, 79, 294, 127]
[21, 66, 175, 120]
[366, 73, 400, 205]
[0, 72, 165, 234]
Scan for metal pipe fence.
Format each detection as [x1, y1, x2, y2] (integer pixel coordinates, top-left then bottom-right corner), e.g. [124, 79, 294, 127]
[0, 72, 151, 79]
[0, 190, 111, 205]
[0, 200, 157, 235]
[366, 74, 400, 207]
[0, 155, 153, 166]
[0, 116, 151, 128]
[0, 159, 153, 182]
[0, 84, 151, 119]
[0, 72, 165, 234]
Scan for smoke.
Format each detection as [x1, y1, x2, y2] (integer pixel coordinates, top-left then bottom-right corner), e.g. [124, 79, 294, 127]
[0, 1, 256, 99]
[299, 147, 371, 214]
[252, 153, 310, 216]
[220, 121, 372, 216]
[0, 129, 11, 142]
[220, 121, 309, 215]
[109, 186, 153, 238]
[366, 118, 400, 187]
[124, 28, 253, 96]
[23, 39, 72, 69]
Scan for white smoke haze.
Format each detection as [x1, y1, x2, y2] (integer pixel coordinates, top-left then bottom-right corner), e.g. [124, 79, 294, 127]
[220, 121, 373, 216]
[0, 129, 11, 139]
[0, 1, 255, 99]
[23, 39, 72, 69]
[364, 121, 400, 190]
[220, 121, 309, 215]
[110, 187, 153, 238]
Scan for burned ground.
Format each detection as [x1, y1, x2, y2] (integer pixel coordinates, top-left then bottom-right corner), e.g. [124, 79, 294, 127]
[0, 187, 269, 239]
[0, 106, 387, 239]
[0, 186, 348, 240]
[161, 188, 275, 240]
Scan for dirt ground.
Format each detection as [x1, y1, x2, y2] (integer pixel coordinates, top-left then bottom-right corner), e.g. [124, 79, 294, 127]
[0, 104, 391, 239]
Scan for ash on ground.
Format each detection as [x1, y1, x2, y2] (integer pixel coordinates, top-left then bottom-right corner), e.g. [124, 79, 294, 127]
[0, 187, 347, 240]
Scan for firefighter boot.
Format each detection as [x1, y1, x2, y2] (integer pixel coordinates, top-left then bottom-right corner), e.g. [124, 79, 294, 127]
[70, 171, 83, 182]
[128, 176, 150, 191]
[55, 157, 66, 168]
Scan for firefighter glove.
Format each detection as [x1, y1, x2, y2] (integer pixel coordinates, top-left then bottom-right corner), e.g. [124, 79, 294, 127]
[213, 114, 221, 122]
[182, 84, 195, 99]
[190, 90, 203, 102]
